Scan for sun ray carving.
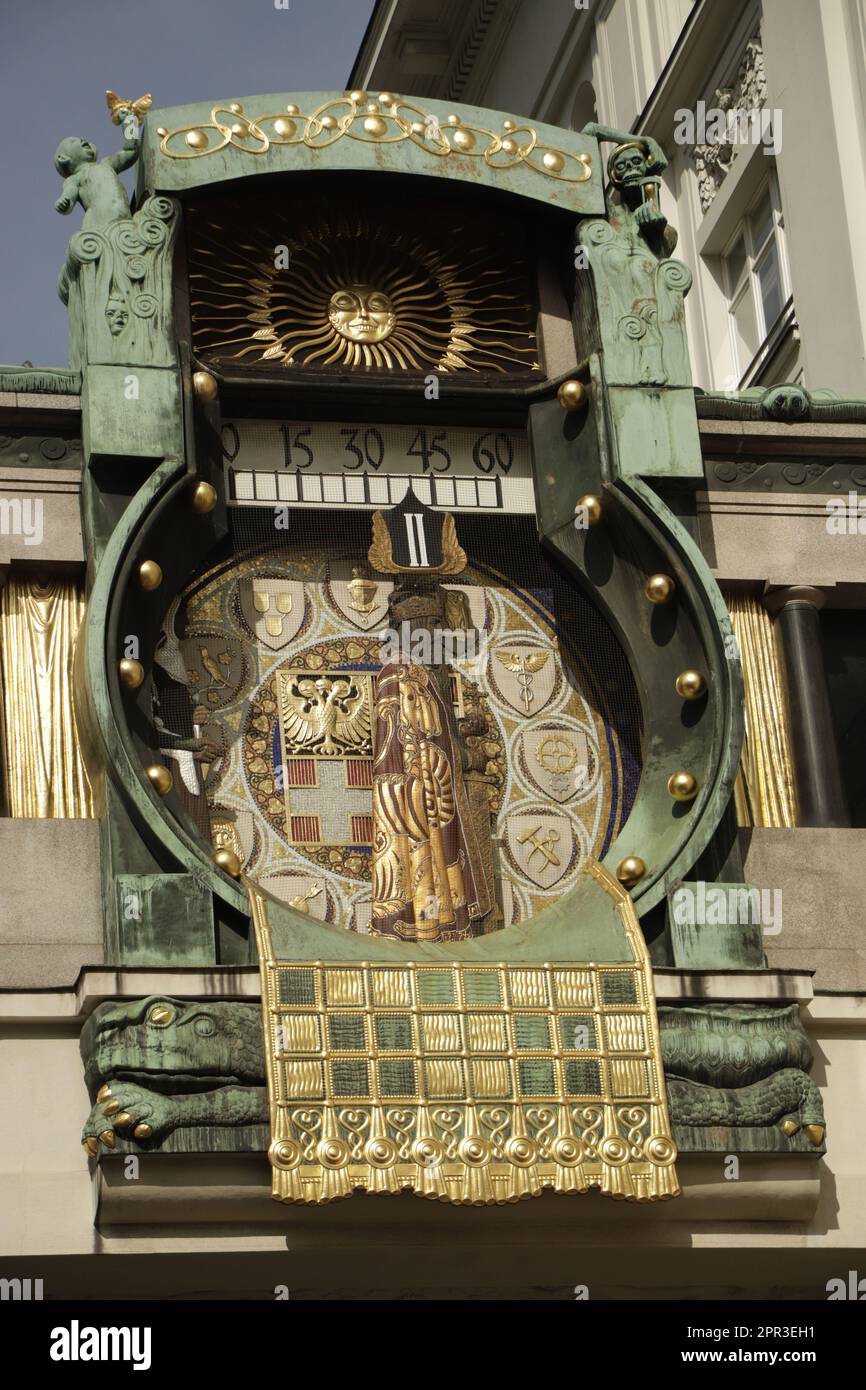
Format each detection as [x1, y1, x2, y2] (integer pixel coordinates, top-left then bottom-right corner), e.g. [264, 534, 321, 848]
[187, 198, 540, 374]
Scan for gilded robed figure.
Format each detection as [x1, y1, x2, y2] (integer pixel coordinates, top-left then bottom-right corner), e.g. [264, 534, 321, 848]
[370, 659, 494, 941]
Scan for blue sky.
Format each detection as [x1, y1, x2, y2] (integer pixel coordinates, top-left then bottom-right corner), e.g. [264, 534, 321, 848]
[0, 0, 375, 365]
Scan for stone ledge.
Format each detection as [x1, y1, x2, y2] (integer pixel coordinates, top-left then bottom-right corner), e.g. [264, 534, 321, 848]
[94, 1151, 821, 1230]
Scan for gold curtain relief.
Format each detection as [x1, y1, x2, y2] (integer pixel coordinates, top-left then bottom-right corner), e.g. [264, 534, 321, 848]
[725, 590, 797, 828]
[0, 575, 94, 818]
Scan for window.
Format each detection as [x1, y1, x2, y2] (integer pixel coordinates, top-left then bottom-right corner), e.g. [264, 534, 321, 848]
[722, 177, 790, 380]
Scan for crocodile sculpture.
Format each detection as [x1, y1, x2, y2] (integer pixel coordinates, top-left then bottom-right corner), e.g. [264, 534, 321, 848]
[80, 997, 826, 1153]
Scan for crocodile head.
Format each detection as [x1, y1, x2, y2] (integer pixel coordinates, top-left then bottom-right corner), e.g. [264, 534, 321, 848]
[80, 996, 265, 1099]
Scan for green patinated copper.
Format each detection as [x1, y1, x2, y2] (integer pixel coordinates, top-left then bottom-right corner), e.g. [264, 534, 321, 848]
[79, 997, 825, 1156]
[697, 383, 866, 423]
[139, 92, 606, 217]
[57, 92, 817, 1161]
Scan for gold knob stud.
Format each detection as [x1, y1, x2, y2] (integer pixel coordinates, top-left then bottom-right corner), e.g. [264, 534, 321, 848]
[667, 771, 699, 802]
[676, 669, 707, 701]
[616, 855, 647, 887]
[145, 764, 173, 797]
[213, 847, 242, 878]
[645, 574, 675, 604]
[558, 379, 587, 411]
[575, 494, 603, 526]
[118, 657, 144, 690]
[192, 369, 218, 401]
[137, 560, 163, 592]
[191, 480, 218, 513]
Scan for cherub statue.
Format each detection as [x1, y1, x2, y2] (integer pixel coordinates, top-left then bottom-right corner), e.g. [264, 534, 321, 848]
[581, 123, 675, 251]
[53, 92, 151, 231]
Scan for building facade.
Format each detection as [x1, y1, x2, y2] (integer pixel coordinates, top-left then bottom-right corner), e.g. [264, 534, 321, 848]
[0, 1, 864, 1301]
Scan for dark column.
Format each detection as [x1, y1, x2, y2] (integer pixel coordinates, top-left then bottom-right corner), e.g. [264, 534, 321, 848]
[765, 586, 850, 827]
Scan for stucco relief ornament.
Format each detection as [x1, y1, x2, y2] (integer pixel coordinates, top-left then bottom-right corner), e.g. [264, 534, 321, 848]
[576, 125, 693, 387]
[53, 90, 178, 371]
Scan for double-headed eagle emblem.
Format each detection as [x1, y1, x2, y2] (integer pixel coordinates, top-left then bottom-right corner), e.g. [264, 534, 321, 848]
[280, 673, 372, 757]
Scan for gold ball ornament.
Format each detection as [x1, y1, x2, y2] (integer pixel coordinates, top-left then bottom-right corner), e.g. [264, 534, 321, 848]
[675, 669, 707, 701]
[150, 1006, 173, 1026]
[145, 764, 173, 797]
[192, 369, 218, 401]
[543, 150, 565, 172]
[320, 115, 338, 131]
[363, 115, 388, 137]
[185, 129, 207, 149]
[213, 847, 242, 878]
[228, 102, 242, 114]
[347, 90, 367, 105]
[273, 117, 296, 138]
[558, 378, 587, 411]
[137, 560, 163, 592]
[616, 855, 647, 888]
[644, 573, 675, 605]
[118, 657, 144, 690]
[286, 103, 300, 116]
[503, 119, 516, 131]
[575, 494, 603, 526]
[667, 770, 699, 802]
[191, 480, 218, 513]
[378, 92, 396, 107]
[501, 138, 517, 154]
[452, 127, 476, 151]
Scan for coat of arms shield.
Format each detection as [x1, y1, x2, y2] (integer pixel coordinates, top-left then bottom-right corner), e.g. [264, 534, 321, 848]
[505, 810, 576, 889]
[239, 577, 307, 650]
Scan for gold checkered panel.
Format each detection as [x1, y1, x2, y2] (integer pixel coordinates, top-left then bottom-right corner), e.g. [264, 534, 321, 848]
[259, 959, 679, 1206]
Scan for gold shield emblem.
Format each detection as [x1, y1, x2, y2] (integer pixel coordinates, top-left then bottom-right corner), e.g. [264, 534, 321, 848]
[505, 811, 577, 889]
[520, 727, 595, 804]
[488, 643, 557, 715]
[326, 563, 393, 632]
[239, 577, 306, 650]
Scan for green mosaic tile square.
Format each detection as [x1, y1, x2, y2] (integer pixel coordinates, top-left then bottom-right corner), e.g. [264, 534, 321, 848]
[376, 1014, 413, 1051]
[330, 1059, 370, 1097]
[559, 1014, 597, 1050]
[518, 1059, 555, 1096]
[565, 1057, 602, 1096]
[378, 1058, 417, 1097]
[417, 970, 456, 1006]
[328, 1014, 366, 1051]
[463, 970, 502, 1006]
[600, 971, 638, 1005]
[277, 968, 316, 1006]
[514, 1014, 551, 1050]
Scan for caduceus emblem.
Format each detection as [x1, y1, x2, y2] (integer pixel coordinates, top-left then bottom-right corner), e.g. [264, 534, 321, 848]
[495, 650, 550, 712]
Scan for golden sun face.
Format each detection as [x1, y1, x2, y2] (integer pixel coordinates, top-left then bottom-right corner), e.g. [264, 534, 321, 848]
[188, 201, 539, 374]
[328, 286, 396, 344]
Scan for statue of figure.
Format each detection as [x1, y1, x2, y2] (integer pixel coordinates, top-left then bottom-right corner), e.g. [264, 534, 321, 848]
[54, 115, 139, 230]
[577, 125, 692, 387]
[53, 91, 178, 373]
[582, 124, 675, 251]
[370, 578, 498, 942]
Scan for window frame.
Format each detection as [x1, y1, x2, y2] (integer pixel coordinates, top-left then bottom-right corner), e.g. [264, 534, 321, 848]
[722, 173, 792, 380]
